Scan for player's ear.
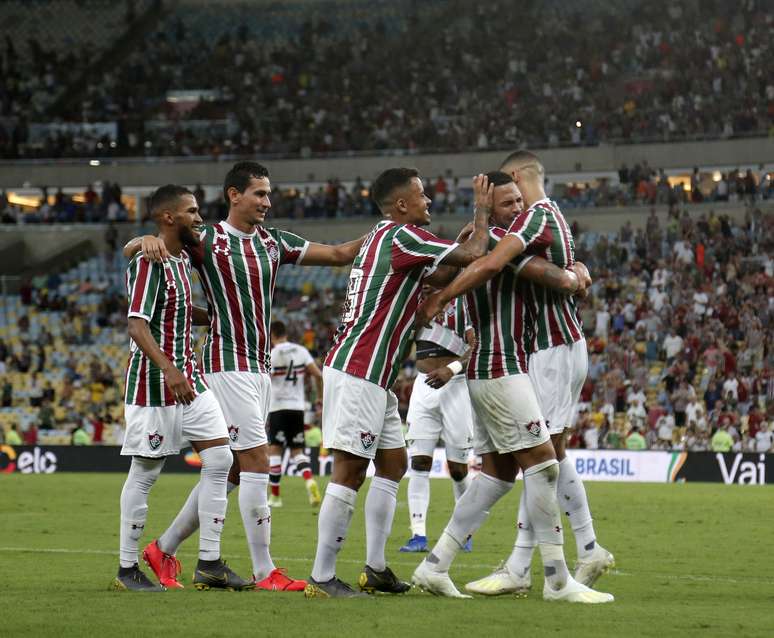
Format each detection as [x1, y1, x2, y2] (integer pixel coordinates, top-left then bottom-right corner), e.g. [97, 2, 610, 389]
[227, 186, 240, 204]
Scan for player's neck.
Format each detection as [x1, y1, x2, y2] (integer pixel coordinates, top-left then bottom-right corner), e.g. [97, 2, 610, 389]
[226, 211, 259, 234]
[522, 184, 547, 208]
[157, 232, 183, 257]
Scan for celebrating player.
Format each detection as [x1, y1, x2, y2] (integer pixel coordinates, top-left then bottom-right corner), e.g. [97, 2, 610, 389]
[465, 151, 614, 594]
[125, 162, 365, 592]
[304, 168, 493, 599]
[112, 185, 248, 592]
[267, 320, 323, 508]
[413, 171, 613, 603]
[399, 295, 475, 553]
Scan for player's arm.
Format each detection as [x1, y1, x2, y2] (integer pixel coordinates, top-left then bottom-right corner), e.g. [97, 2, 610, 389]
[305, 360, 324, 403]
[192, 306, 209, 326]
[425, 328, 476, 389]
[436, 174, 493, 268]
[299, 235, 367, 266]
[123, 235, 169, 262]
[518, 257, 591, 295]
[127, 318, 194, 404]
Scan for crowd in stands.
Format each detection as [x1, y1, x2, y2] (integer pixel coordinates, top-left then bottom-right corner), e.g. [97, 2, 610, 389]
[1, 0, 771, 159]
[3, 164, 772, 225]
[0, 201, 771, 452]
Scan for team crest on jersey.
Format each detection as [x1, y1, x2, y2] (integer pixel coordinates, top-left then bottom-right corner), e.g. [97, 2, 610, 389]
[265, 239, 279, 261]
[526, 420, 543, 437]
[148, 430, 164, 450]
[360, 430, 377, 451]
[228, 425, 239, 442]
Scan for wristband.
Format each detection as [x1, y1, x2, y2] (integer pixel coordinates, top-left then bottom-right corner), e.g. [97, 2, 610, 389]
[446, 360, 463, 375]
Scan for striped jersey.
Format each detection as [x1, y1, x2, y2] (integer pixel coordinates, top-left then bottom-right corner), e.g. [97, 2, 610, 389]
[465, 227, 532, 380]
[325, 220, 457, 388]
[506, 198, 584, 350]
[124, 252, 208, 406]
[270, 341, 314, 412]
[416, 297, 468, 357]
[189, 221, 309, 375]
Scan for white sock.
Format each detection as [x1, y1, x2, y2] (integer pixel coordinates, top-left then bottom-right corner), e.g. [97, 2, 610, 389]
[427, 473, 512, 573]
[119, 457, 165, 568]
[197, 445, 232, 561]
[407, 470, 430, 536]
[365, 477, 399, 571]
[158, 480, 237, 555]
[451, 473, 471, 502]
[505, 487, 536, 578]
[239, 472, 275, 580]
[523, 460, 570, 591]
[558, 457, 597, 560]
[311, 482, 357, 582]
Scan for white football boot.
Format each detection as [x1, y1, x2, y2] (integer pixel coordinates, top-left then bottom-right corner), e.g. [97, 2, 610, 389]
[465, 563, 531, 597]
[574, 545, 615, 587]
[543, 576, 614, 603]
[411, 560, 472, 599]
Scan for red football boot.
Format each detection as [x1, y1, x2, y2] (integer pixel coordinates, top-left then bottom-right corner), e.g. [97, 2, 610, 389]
[142, 539, 184, 589]
[254, 568, 307, 592]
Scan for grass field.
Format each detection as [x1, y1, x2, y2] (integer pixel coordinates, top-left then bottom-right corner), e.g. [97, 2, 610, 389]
[1, 474, 773, 637]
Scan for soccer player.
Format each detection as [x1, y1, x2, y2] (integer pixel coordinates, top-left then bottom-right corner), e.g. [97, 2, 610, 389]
[267, 319, 323, 508]
[465, 152, 614, 595]
[125, 162, 364, 592]
[399, 295, 475, 553]
[304, 168, 493, 599]
[112, 185, 249, 591]
[413, 171, 613, 603]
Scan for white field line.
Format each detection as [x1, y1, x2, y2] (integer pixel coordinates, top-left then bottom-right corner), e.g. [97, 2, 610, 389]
[0, 547, 771, 585]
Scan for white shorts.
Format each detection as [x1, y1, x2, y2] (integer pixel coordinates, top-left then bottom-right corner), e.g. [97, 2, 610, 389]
[122, 389, 228, 458]
[529, 339, 588, 434]
[406, 373, 473, 463]
[321, 366, 405, 460]
[467, 374, 549, 455]
[206, 370, 271, 451]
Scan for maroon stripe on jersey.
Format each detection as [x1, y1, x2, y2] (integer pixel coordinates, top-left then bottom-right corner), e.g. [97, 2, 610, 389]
[213, 231, 249, 371]
[490, 277, 504, 377]
[548, 202, 582, 342]
[160, 266, 177, 404]
[129, 259, 151, 314]
[378, 291, 422, 387]
[514, 285, 528, 371]
[178, 260, 198, 388]
[194, 256, 221, 373]
[135, 357, 148, 405]
[243, 235, 268, 356]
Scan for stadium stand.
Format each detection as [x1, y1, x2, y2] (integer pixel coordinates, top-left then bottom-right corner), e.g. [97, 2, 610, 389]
[1, 0, 771, 159]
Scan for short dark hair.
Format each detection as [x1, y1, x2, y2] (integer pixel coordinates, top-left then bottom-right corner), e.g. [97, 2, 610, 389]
[485, 171, 515, 188]
[223, 161, 270, 201]
[148, 185, 193, 221]
[270, 320, 287, 338]
[370, 168, 420, 211]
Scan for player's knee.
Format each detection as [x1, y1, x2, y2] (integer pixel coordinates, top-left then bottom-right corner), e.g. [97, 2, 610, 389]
[201, 445, 233, 473]
[129, 456, 165, 491]
[410, 456, 433, 472]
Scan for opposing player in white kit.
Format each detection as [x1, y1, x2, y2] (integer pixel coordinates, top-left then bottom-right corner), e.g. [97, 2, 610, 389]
[304, 168, 494, 599]
[267, 320, 323, 508]
[400, 296, 475, 553]
[125, 162, 364, 592]
[414, 171, 612, 603]
[465, 151, 614, 595]
[112, 185, 249, 591]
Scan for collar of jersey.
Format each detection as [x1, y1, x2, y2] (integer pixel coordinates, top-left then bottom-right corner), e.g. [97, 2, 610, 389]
[220, 220, 257, 239]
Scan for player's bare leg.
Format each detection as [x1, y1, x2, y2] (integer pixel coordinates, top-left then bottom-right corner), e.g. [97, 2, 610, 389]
[268, 443, 285, 508]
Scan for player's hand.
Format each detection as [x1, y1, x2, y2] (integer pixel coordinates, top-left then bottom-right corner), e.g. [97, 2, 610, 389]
[425, 366, 454, 389]
[455, 222, 475, 243]
[163, 366, 195, 405]
[141, 235, 169, 262]
[416, 291, 444, 329]
[570, 261, 592, 297]
[472, 174, 494, 217]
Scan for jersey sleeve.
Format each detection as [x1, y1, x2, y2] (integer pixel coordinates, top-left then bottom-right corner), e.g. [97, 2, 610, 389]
[274, 229, 310, 265]
[126, 254, 161, 321]
[489, 226, 532, 273]
[391, 225, 457, 271]
[506, 206, 550, 250]
[186, 230, 207, 267]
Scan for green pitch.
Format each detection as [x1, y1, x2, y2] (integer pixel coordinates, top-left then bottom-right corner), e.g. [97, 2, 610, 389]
[1, 474, 772, 638]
